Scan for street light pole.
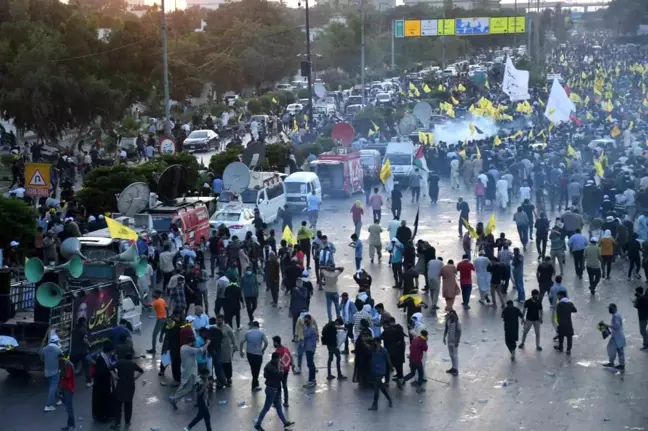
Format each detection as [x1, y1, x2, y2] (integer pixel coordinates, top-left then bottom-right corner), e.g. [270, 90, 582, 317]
[161, 0, 171, 136]
[304, 0, 313, 130]
[360, 0, 366, 108]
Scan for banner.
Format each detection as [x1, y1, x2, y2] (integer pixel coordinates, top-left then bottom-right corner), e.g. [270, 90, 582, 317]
[73, 284, 120, 350]
[545, 78, 576, 124]
[502, 56, 530, 101]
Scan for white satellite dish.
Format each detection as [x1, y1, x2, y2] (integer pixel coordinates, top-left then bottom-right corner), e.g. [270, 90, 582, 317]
[117, 182, 151, 217]
[398, 115, 419, 136]
[223, 162, 250, 194]
[314, 83, 327, 99]
[413, 102, 433, 124]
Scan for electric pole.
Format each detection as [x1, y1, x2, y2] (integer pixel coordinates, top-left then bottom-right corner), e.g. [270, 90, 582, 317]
[161, 0, 171, 136]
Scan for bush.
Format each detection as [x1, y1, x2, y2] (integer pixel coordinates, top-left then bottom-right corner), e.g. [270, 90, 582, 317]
[77, 165, 146, 214]
[118, 116, 140, 136]
[210, 104, 229, 117]
[209, 148, 242, 177]
[1, 154, 14, 167]
[246, 99, 263, 115]
[297, 88, 310, 99]
[263, 143, 290, 171]
[265, 91, 296, 106]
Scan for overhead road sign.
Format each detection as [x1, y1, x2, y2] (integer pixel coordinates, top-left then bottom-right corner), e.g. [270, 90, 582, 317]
[456, 17, 490, 35]
[394, 20, 404, 38]
[490, 17, 509, 34]
[508, 16, 526, 33]
[404, 20, 421, 37]
[420, 19, 438, 36]
[437, 19, 456, 36]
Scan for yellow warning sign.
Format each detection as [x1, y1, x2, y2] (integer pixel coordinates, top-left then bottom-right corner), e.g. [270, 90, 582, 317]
[24, 163, 51, 197]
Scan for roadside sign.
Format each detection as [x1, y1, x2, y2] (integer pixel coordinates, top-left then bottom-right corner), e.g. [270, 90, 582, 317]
[24, 163, 51, 197]
[159, 137, 176, 155]
[394, 20, 404, 38]
[404, 20, 421, 37]
[420, 20, 438, 36]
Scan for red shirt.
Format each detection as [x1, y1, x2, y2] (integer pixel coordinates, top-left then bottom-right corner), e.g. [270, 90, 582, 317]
[59, 361, 75, 393]
[457, 260, 474, 285]
[180, 324, 195, 346]
[409, 336, 428, 364]
[351, 206, 364, 222]
[475, 182, 485, 196]
[275, 346, 292, 372]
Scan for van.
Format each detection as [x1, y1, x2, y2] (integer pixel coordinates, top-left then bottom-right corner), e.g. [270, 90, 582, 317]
[383, 141, 414, 188]
[220, 172, 286, 223]
[284, 172, 322, 210]
[147, 202, 211, 247]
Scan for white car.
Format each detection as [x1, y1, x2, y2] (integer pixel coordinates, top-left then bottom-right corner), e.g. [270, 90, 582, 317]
[276, 83, 295, 92]
[286, 103, 304, 115]
[209, 206, 256, 239]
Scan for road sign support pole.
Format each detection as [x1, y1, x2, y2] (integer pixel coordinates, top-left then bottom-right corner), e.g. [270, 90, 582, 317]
[391, 20, 395, 68]
[360, 0, 366, 108]
[161, 0, 171, 136]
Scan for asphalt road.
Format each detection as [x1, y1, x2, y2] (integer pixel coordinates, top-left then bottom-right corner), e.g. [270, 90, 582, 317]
[1, 178, 647, 431]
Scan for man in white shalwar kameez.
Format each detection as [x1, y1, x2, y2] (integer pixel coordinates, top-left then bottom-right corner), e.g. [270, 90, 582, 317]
[496, 178, 509, 210]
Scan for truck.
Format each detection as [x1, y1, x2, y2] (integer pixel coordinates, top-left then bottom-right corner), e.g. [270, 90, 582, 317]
[309, 150, 364, 197]
[0, 262, 143, 375]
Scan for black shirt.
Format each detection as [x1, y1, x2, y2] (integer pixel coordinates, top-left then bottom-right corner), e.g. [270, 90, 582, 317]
[502, 306, 523, 335]
[263, 361, 283, 389]
[535, 218, 550, 236]
[536, 262, 554, 283]
[522, 203, 535, 223]
[523, 298, 543, 321]
[635, 295, 648, 321]
[457, 201, 470, 217]
[392, 189, 402, 206]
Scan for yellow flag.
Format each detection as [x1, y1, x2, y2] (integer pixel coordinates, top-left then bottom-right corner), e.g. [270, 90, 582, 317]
[438, 84, 445, 91]
[272, 97, 278, 104]
[469, 123, 476, 135]
[418, 131, 427, 145]
[628, 121, 634, 131]
[528, 130, 535, 141]
[586, 112, 594, 120]
[494, 136, 502, 146]
[451, 96, 459, 105]
[594, 87, 603, 96]
[459, 149, 466, 159]
[567, 144, 578, 158]
[611, 125, 621, 138]
[484, 80, 490, 89]
[584, 96, 590, 105]
[238, 112, 242, 122]
[581, 72, 587, 79]
[368, 129, 376, 137]
[293, 119, 298, 132]
[569, 93, 583, 104]
[282, 226, 297, 245]
[462, 218, 479, 239]
[371, 120, 380, 132]
[594, 160, 604, 177]
[458, 84, 466, 92]
[643, 98, 648, 108]
[476, 146, 481, 159]
[426, 133, 434, 145]
[380, 159, 392, 183]
[106, 217, 139, 241]
[606, 114, 613, 122]
[423, 84, 432, 94]
[485, 214, 496, 236]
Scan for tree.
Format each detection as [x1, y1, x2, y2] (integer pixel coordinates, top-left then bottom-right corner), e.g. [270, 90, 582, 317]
[77, 165, 146, 214]
[209, 148, 242, 177]
[0, 195, 36, 251]
[606, 0, 648, 34]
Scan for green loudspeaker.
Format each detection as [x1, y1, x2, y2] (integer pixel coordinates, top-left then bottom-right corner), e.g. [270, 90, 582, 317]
[25, 258, 45, 283]
[132, 258, 149, 277]
[36, 282, 63, 308]
[53, 256, 84, 279]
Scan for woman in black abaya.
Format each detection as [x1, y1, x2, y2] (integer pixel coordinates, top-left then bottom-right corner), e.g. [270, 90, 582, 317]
[92, 341, 116, 422]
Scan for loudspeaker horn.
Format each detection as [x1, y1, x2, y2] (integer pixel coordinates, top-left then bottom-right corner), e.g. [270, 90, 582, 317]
[53, 256, 84, 279]
[107, 243, 139, 263]
[25, 258, 45, 283]
[36, 282, 63, 308]
[131, 257, 149, 277]
[61, 238, 88, 261]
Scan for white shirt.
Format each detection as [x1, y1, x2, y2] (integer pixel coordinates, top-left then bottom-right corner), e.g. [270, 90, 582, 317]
[120, 150, 127, 159]
[519, 186, 531, 201]
[478, 173, 488, 187]
[388, 219, 400, 240]
[11, 187, 25, 198]
[624, 189, 636, 206]
[182, 123, 191, 132]
[501, 173, 514, 188]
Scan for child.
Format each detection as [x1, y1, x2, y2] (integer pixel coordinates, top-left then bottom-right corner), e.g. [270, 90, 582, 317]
[59, 357, 76, 431]
[184, 367, 212, 431]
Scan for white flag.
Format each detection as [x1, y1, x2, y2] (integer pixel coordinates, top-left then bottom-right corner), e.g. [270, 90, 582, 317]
[544, 78, 575, 124]
[502, 56, 530, 101]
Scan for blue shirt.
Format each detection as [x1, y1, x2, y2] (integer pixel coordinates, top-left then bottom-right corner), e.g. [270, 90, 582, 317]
[371, 347, 390, 376]
[390, 243, 403, 264]
[212, 178, 223, 194]
[307, 194, 322, 211]
[303, 325, 317, 352]
[192, 314, 209, 330]
[354, 239, 363, 259]
[568, 233, 588, 251]
[111, 325, 131, 345]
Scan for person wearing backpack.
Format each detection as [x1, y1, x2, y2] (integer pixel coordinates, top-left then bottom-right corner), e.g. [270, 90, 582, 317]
[272, 336, 293, 407]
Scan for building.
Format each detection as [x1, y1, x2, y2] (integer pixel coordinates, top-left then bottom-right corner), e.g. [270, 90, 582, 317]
[184, 0, 227, 9]
[314, 0, 396, 9]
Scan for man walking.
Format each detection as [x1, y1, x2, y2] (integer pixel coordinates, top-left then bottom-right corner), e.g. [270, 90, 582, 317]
[367, 221, 383, 263]
[253, 352, 295, 431]
[634, 287, 648, 351]
[302, 314, 318, 388]
[427, 257, 443, 310]
[456, 255, 474, 310]
[456, 197, 470, 238]
[401, 329, 428, 392]
[502, 300, 523, 361]
[169, 333, 210, 409]
[602, 303, 626, 371]
[568, 228, 588, 280]
[381, 317, 406, 382]
[368, 339, 393, 410]
[554, 291, 577, 355]
[518, 289, 543, 351]
[239, 321, 268, 392]
[321, 318, 347, 381]
[368, 187, 383, 223]
[443, 311, 461, 376]
[536, 256, 555, 304]
[584, 237, 602, 294]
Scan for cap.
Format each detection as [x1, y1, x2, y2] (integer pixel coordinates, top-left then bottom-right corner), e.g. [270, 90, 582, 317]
[590, 237, 598, 243]
[9, 241, 19, 247]
[606, 216, 614, 222]
[302, 269, 309, 278]
[186, 316, 196, 323]
[49, 334, 60, 343]
[88, 215, 96, 222]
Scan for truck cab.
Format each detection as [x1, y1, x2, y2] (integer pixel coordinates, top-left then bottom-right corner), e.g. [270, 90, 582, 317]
[383, 141, 415, 188]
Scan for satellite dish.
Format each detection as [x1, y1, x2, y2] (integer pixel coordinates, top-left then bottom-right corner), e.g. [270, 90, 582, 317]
[331, 122, 355, 147]
[413, 102, 433, 124]
[117, 182, 151, 217]
[159, 137, 176, 155]
[314, 83, 327, 99]
[223, 162, 250, 194]
[156, 165, 188, 202]
[398, 115, 419, 136]
[242, 141, 266, 170]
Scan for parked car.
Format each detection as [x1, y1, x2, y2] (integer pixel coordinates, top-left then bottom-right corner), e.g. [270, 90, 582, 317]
[209, 206, 256, 239]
